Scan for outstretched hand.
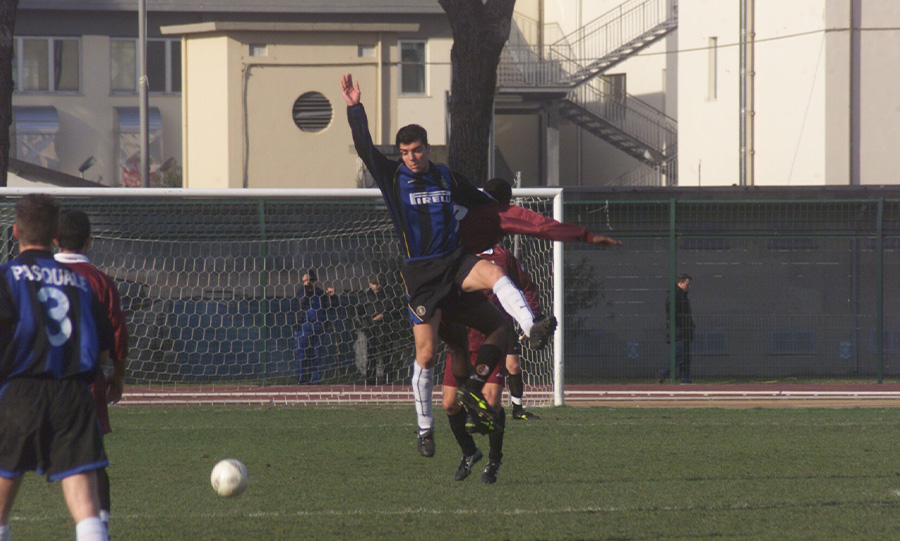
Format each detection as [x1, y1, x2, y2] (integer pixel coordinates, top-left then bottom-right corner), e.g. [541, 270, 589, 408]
[592, 235, 623, 247]
[341, 74, 361, 107]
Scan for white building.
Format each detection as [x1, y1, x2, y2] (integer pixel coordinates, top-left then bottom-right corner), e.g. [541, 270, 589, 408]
[677, 0, 900, 186]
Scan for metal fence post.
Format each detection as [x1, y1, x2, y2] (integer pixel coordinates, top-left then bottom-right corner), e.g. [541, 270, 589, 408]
[668, 198, 677, 382]
[876, 198, 884, 383]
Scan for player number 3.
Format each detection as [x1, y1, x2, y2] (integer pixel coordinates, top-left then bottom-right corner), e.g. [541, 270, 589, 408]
[37, 286, 73, 346]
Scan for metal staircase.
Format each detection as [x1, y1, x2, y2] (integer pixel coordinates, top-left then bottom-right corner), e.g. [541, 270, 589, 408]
[558, 77, 676, 166]
[497, 0, 678, 175]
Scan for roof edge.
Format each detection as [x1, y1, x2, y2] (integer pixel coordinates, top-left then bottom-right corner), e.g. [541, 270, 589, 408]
[161, 21, 420, 36]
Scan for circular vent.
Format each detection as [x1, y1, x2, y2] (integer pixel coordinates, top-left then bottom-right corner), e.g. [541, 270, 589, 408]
[292, 92, 333, 133]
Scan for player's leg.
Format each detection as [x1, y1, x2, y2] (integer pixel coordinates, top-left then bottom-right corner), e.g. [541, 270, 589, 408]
[61, 471, 107, 541]
[96, 468, 110, 525]
[461, 259, 557, 349]
[481, 381, 505, 484]
[506, 353, 539, 420]
[411, 312, 442, 457]
[0, 476, 23, 539]
[441, 357, 482, 481]
[443, 298, 509, 428]
[91, 375, 112, 526]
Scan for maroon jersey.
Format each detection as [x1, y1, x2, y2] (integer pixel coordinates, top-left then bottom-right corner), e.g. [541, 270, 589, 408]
[459, 202, 595, 254]
[56, 253, 128, 434]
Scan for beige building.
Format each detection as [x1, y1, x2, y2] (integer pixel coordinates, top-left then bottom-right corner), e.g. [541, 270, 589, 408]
[163, 22, 443, 189]
[12, 0, 448, 188]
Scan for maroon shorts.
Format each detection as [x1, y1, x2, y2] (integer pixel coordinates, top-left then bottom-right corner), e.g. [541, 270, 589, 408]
[442, 350, 506, 388]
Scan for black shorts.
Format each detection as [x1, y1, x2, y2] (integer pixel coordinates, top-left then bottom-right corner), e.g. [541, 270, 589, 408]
[402, 247, 481, 324]
[0, 378, 108, 481]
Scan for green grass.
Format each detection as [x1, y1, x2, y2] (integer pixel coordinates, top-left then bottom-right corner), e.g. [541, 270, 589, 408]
[9, 406, 900, 540]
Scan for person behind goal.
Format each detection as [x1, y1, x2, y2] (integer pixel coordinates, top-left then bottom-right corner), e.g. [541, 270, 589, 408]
[0, 194, 114, 541]
[341, 73, 557, 459]
[55, 209, 129, 533]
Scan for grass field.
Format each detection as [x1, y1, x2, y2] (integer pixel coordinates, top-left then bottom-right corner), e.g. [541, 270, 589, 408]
[9, 405, 900, 540]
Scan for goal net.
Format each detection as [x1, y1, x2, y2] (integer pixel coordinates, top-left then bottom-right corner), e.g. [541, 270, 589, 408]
[0, 188, 562, 405]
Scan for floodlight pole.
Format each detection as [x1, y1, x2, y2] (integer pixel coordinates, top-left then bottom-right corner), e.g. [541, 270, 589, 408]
[138, 0, 150, 187]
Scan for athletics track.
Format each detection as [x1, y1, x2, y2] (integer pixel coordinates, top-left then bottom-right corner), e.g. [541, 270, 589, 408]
[118, 384, 900, 408]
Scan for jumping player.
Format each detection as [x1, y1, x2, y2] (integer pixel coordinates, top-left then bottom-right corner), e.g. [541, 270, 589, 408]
[475, 243, 544, 421]
[473, 178, 621, 418]
[55, 209, 129, 531]
[0, 194, 113, 541]
[341, 73, 557, 458]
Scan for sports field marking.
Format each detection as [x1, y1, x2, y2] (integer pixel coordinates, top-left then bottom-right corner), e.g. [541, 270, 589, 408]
[118, 384, 900, 407]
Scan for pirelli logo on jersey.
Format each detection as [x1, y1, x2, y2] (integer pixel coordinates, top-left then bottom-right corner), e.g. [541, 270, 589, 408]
[10, 264, 90, 292]
[409, 190, 451, 206]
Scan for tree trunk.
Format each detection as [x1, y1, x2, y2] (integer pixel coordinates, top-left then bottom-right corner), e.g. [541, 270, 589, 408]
[0, 0, 18, 187]
[439, 0, 515, 186]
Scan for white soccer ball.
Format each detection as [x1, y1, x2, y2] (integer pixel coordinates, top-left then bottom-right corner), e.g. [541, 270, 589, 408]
[210, 459, 249, 497]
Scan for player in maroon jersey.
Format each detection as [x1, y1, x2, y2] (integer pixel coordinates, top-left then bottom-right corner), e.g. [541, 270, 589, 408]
[55, 210, 128, 531]
[457, 178, 622, 255]
[440, 243, 543, 483]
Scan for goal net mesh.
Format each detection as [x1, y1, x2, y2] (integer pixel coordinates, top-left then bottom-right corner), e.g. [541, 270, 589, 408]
[0, 190, 558, 405]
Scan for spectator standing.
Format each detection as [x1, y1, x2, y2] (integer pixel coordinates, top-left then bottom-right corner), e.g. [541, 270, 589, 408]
[658, 273, 695, 384]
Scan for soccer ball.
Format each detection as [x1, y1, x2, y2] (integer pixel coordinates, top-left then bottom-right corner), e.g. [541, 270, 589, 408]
[210, 459, 249, 497]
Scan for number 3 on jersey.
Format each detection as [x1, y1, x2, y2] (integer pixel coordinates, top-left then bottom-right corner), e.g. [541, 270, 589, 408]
[37, 286, 73, 347]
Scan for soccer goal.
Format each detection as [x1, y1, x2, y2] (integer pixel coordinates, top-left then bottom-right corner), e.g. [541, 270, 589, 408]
[0, 188, 565, 405]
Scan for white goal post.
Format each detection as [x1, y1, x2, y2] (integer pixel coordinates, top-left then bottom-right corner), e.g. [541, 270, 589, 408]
[0, 187, 566, 406]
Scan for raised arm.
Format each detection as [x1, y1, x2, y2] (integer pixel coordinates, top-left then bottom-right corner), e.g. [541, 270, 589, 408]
[342, 74, 396, 193]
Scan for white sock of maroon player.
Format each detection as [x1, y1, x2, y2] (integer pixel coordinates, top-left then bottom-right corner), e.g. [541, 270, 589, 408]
[492, 276, 535, 336]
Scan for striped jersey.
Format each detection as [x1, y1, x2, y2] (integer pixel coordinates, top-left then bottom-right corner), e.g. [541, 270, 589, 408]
[347, 104, 494, 261]
[0, 249, 112, 383]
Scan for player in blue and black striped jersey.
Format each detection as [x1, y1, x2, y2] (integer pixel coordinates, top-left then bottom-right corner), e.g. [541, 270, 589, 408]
[0, 194, 113, 541]
[342, 74, 557, 460]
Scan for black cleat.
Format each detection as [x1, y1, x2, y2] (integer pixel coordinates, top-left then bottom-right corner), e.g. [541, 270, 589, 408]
[454, 449, 483, 481]
[417, 430, 435, 458]
[528, 315, 557, 350]
[482, 459, 501, 484]
[465, 412, 494, 434]
[511, 406, 540, 420]
[456, 387, 500, 432]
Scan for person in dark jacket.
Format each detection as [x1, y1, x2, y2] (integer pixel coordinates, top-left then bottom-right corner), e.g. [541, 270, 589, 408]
[658, 273, 695, 384]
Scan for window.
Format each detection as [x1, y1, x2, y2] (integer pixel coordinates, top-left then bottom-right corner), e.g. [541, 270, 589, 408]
[249, 44, 267, 57]
[399, 41, 426, 94]
[708, 37, 717, 101]
[14, 37, 80, 92]
[111, 38, 181, 94]
[358, 45, 375, 58]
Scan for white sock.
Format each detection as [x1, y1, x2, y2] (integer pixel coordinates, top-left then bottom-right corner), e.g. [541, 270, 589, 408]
[411, 364, 433, 432]
[0, 524, 10, 541]
[75, 516, 108, 541]
[492, 275, 535, 336]
[511, 395, 523, 406]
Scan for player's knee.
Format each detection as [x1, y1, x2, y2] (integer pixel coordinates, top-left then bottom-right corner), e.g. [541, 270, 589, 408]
[483, 385, 501, 408]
